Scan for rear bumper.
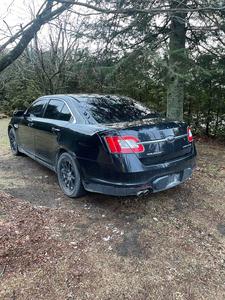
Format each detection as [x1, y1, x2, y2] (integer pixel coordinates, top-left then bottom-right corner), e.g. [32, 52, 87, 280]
[81, 150, 196, 196]
[83, 166, 194, 196]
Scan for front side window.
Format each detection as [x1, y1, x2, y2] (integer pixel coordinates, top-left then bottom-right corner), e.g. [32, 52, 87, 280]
[27, 100, 47, 118]
[43, 100, 64, 120]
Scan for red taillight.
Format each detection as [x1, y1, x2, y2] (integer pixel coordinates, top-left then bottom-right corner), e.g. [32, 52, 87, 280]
[187, 127, 193, 142]
[105, 136, 144, 153]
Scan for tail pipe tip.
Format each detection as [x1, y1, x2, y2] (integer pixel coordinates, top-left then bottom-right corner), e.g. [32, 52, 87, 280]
[137, 189, 149, 197]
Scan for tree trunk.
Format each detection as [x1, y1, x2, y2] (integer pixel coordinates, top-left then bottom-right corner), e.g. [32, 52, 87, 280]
[205, 81, 212, 136]
[167, 1, 187, 120]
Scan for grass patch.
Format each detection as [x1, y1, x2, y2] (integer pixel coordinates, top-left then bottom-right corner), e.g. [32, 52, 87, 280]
[0, 118, 10, 154]
[0, 178, 26, 189]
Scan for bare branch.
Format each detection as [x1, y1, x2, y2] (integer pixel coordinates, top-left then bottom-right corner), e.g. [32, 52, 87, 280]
[0, 0, 73, 72]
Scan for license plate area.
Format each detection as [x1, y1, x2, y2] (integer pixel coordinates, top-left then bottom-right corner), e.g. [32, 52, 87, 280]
[167, 173, 181, 185]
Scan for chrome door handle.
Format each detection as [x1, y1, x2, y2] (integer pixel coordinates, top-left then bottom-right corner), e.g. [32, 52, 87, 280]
[51, 127, 60, 133]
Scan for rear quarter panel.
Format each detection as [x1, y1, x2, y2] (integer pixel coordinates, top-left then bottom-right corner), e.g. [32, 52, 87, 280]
[58, 124, 112, 164]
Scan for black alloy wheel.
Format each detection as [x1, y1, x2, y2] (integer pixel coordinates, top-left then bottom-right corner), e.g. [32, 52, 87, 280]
[9, 128, 19, 156]
[57, 152, 86, 198]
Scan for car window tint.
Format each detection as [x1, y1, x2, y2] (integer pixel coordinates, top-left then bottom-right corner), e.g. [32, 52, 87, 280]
[27, 100, 47, 118]
[77, 97, 162, 124]
[59, 104, 71, 122]
[43, 100, 64, 120]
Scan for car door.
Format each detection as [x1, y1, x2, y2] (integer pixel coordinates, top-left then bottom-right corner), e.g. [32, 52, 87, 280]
[18, 99, 47, 156]
[34, 99, 72, 167]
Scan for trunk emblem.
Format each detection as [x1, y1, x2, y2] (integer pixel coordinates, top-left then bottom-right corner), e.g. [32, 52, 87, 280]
[167, 136, 175, 143]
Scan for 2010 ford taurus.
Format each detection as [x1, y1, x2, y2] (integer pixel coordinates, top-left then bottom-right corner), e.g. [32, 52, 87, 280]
[8, 94, 196, 198]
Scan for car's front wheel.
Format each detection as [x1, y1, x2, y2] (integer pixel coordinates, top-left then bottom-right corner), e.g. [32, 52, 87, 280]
[57, 152, 86, 198]
[8, 128, 20, 156]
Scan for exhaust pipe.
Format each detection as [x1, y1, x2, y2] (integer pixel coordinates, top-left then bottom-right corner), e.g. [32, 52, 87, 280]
[143, 189, 149, 196]
[137, 191, 144, 197]
[137, 189, 149, 197]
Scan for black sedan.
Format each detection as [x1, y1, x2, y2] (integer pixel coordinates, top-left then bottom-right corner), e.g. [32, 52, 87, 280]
[8, 94, 196, 198]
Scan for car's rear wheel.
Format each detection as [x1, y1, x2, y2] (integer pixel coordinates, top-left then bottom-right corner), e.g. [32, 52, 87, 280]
[9, 128, 20, 156]
[57, 152, 86, 198]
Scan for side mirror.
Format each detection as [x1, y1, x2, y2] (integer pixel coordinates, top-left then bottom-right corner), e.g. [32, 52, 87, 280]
[13, 110, 24, 117]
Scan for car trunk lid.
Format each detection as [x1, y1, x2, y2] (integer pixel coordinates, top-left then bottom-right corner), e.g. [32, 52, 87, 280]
[103, 118, 193, 164]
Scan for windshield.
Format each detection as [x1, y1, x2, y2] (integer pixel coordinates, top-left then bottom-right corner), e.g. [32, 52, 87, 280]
[75, 96, 161, 124]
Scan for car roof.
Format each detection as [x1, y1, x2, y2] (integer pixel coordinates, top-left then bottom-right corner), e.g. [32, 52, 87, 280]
[39, 94, 129, 103]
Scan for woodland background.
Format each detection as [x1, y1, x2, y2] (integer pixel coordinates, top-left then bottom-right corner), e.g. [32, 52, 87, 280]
[1, 0, 225, 137]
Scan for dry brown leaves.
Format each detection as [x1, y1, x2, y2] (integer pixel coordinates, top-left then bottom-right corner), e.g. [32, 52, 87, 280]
[0, 191, 87, 277]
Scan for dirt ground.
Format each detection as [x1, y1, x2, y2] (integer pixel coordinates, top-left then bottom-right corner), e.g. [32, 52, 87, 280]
[0, 117, 225, 300]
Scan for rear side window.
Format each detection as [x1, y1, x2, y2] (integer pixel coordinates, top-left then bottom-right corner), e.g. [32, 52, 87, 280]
[43, 100, 64, 120]
[59, 104, 72, 122]
[27, 100, 47, 117]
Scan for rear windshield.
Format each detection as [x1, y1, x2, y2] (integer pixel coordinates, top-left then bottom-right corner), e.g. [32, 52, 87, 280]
[75, 96, 161, 124]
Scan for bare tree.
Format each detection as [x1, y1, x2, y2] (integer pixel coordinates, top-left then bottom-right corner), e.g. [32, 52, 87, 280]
[28, 13, 88, 94]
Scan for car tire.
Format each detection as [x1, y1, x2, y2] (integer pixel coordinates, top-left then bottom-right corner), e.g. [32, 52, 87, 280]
[57, 152, 86, 198]
[9, 128, 20, 156]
